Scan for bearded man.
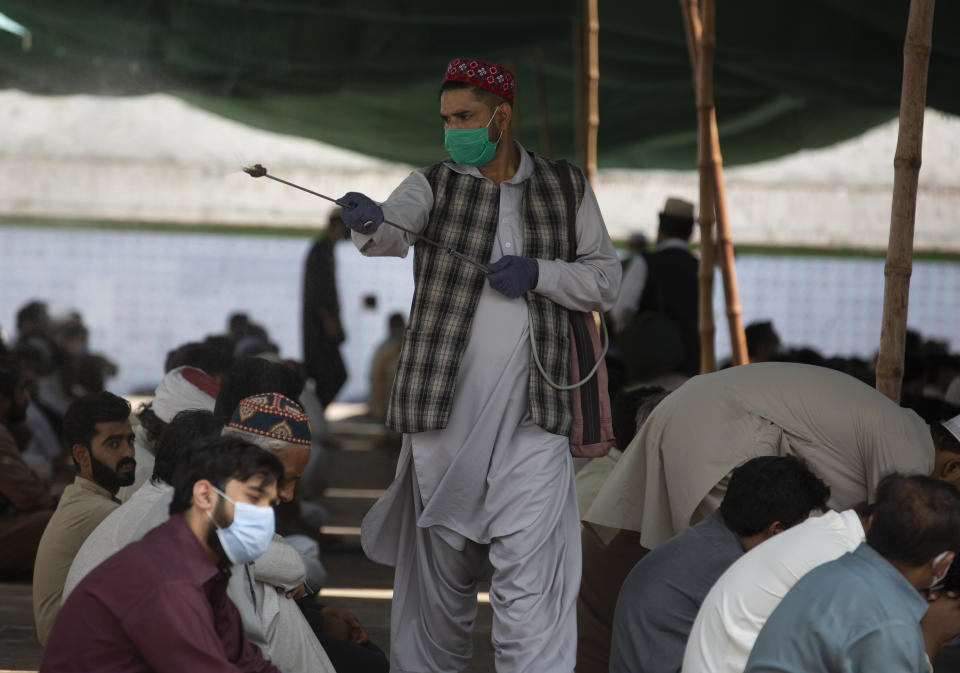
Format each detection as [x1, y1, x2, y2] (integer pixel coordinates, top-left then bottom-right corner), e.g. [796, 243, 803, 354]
[33, 391, 136, 644]
[336, 57, 620, 672]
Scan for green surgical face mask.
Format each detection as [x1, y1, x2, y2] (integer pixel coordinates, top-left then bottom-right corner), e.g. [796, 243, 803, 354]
[444, 105, 502, 167]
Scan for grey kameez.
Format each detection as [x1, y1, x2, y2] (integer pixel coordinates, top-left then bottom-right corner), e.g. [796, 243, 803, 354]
[354, 146, 620, 672]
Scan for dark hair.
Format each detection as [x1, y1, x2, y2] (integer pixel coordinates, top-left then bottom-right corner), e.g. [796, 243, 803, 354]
[612, 386, 667, 451]
[62, 392, 131, 467]
[745, 321, 780, 358]
[16, 300, 47, 330]
[169, 435, 284, 515]
[931, 422, 960, 456]
[720, 456, 831, 537]
[152, 410, 224, 485]
[388, 312, 406, 332]
[203, 334, 235, 357]
[0, 354, 21, 398]
[439, 79, 509, 114]
[228, 313, 250, 334]
[164, 342, 234, 377]
[867, 473, 960, 567]
[658, 213, 694, 241]
[214, 358, 304, 423]
[136, 404, 167, 447]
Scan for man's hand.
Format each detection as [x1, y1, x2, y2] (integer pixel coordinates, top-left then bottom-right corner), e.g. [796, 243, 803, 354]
[339, 192, 384, 234]
[487, 255, 539, 298]
[321, 606, 369, 645]
[921, 591, 960, 660]
[278, 583, 307, 600]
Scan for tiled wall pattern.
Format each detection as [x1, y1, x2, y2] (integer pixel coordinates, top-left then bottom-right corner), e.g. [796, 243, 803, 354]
[712, 255, 960, 360]
[2, 225, 958, 398]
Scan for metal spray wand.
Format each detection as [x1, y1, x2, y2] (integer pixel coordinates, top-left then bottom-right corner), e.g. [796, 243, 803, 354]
[243, 164, 489, 274]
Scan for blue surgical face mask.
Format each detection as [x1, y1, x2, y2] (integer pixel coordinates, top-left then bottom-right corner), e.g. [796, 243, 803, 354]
[444, 104, 502, 167]
[207, 485, 275, 565]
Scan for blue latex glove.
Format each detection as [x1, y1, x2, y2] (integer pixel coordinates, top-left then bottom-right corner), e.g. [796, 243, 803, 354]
[487, 255, 539, 298]
[339, 192, 384, 234]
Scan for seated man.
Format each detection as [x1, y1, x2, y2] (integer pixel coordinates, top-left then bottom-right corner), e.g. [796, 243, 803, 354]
[118, 365, 219, 501]
[0, 354, 55, 581]
[609, 455, 830, 673]
[221, 393, 384, 673]
[682, 505, 870, 673]
[62, 409, 224, 600]
[33, 391, 135, 645]
[745, 473, 960, 673]
[40, 436, 285, 673]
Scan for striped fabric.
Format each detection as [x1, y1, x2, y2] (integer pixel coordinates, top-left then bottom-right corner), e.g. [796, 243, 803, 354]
[385, 153, 585, 436]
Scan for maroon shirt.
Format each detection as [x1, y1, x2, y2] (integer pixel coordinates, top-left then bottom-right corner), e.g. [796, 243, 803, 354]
[40, 515, 280, 673]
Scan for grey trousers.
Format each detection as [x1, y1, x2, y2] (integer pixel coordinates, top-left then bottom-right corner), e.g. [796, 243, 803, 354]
[378, 456, 582, 673]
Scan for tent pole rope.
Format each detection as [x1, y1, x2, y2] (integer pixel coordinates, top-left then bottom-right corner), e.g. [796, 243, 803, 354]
[876, 0, 935, 402]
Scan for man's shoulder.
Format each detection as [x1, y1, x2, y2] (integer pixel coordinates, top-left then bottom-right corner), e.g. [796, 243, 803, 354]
[54, 482, 119, 526]
[88, 518, 197, 582]
[627, 520, 722, 591]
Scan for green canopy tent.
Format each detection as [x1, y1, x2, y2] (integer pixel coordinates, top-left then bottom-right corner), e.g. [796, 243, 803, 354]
[0, 1, 958, 169]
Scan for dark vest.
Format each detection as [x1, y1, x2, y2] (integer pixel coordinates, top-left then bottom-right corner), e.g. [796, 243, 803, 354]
[386, 154, 585, 436]
[637, 246, 700, 376]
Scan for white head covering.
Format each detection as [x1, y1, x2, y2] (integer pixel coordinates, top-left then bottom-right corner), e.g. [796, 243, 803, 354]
[152, 366, 219, 423]
[945, 376, 960, 407]
[943, 413, 960, 445]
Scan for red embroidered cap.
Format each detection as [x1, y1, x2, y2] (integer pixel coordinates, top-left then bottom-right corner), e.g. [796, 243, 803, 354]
[443, 57, 516, 103]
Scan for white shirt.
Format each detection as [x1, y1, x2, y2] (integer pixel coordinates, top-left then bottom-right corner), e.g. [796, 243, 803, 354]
[682, 509, 865, 673]
[610, 255, 647, 328]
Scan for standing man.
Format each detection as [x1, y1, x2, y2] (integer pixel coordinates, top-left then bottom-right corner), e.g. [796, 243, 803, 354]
[336, 57, 620, 672]
[33, 391, 135, 645]
[616, 197, 699, 381]
[0, 354, 55, 581]
[302, 212, 349, 408]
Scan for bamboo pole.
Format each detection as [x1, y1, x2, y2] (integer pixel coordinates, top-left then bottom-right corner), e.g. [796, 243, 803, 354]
[680, 0, 717, 373]
[584, 0, 599, 186]
[876, 0, 935, 402]
[699, 0, 748, 365]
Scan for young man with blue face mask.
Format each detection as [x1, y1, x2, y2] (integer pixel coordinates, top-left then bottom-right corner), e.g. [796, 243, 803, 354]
[40, 436, 286, 673]
[336, 58, 621, 673]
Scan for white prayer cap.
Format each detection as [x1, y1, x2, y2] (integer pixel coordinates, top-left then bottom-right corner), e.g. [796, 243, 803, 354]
[152, 366, 219, 423]
[943, 413, 960, 445]
[946, 376, 960, 407]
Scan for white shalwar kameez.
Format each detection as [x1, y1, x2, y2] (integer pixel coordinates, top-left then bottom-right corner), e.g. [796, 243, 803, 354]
[355, 146, 620, 673]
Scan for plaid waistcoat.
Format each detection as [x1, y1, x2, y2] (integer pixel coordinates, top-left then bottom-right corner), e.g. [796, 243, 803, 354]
[385, 153, 585, 436]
